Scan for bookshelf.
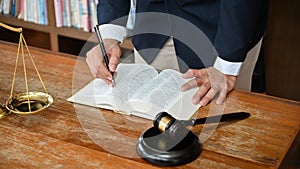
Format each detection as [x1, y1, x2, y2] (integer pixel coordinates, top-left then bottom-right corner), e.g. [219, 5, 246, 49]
[0, 0, 133, 56]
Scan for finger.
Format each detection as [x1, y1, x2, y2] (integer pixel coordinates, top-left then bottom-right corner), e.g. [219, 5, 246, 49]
[93, 51, 102, 69]
[200, 84, 219, 106]
[216, 88, 227, 105]
[108, 45, 122, 72]
[86, 47, 102, 77]
[181, 77, 205, 91]
[182, 69, 206, 78]
[96, 71, 113, 87]
[192, 82, 210, 104]
[102, 78, 113, 87]
[86, 56, 97, 77]
[225, 75, 237, 92]
[182, 69, 194, 79]
[96, 61, 113, 82]
[181, 78, 197, 91]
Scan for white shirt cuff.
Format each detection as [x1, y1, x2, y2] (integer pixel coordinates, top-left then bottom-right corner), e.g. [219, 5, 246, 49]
[213, 57, 242, 76]
[97, 24, 127, 43]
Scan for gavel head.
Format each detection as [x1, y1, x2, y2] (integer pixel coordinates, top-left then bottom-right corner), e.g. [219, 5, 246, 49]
[153, 112, 176, 132]
[153, 112, 190, 140]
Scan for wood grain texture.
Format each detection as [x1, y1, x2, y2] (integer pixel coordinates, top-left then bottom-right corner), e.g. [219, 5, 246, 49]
[0, 41, 299, 169]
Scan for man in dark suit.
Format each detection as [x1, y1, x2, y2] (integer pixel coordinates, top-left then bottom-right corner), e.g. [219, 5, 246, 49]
[86, 0, 268, 106]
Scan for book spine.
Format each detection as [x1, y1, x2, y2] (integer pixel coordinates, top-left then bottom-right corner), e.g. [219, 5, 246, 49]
[54, 0, 63, 27]
[43, 0, 47, 25]
[34, 0, 39, 24]
[14, 0, 20, 17]
[70, 0, 80, 28]
[78, 0, 83, 28]
[0, 0, 3, 14]
[29, 0, 34, 22]
[89, 0, 97, 32]
[27, 0, 35, 23]
[39, 0, 44, 24]
[62, 0, 66, 26]
[62, 0, 71, 27]
[17, 0, 24, 19]
[31, 0, 35, 23]
[30, 0, 35, 23]
[3, 0, 12, 15]
[11, 0, 15, 16]
[81, 0, 90, 32]
[23, 0, 27, 21]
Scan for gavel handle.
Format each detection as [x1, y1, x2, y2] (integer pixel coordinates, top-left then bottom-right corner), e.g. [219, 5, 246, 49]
[182, 112, 250, 127]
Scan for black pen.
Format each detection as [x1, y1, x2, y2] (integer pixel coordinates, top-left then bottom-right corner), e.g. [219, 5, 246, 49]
[94, 25, 116, 86]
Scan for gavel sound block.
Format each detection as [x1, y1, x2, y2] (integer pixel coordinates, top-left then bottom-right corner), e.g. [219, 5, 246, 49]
[136, 112, 250, 166]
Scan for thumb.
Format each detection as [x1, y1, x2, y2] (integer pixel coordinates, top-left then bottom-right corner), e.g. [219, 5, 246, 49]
[109, 45, 122, 72]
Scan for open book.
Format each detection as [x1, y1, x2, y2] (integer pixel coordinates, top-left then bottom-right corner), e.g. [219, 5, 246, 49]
[67, 63, 200, 120]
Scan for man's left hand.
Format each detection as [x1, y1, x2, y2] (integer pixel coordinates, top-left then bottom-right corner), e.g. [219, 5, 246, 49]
[181, 67, 237, 106]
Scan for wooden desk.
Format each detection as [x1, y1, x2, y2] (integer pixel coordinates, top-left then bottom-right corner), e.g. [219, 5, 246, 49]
[0, 41, 299, 169]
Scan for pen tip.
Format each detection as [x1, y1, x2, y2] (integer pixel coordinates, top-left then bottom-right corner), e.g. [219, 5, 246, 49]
[112, 79, 116, 87]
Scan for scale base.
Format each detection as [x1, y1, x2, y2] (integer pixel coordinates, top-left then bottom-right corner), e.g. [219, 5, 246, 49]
[136, 127, 201, 166]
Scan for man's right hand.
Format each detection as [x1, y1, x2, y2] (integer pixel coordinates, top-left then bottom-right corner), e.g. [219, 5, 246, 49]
[86, 39, 122, 87]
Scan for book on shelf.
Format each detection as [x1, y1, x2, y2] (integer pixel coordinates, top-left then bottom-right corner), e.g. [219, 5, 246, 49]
[62, 0, 71, 27]
[80, 0, 89, 31]
[17, 0, 24, 19]
[11, 0, 15, 16]
[53, 0, 98, 31]
[89, 0, 97, 31]
[70, 0, 81, 28]
[23, 0, 47, 25]
[0, 1, 2, 14]
[54, 0, 63, 27]
[67, 63, 200, 120]
[23, 0, 28, 21]
[2, 0, 12, 15]
[13, 0, 20, 17]
[0, 0, 48, 25]
[39, 0, 47, 25]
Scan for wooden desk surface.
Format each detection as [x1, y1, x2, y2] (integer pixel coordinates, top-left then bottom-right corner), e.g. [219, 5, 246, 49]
[0, 41, 299, 169]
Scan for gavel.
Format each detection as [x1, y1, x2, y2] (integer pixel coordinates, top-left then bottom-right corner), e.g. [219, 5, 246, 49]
[137, 111, 250, 166]
[153, 111, 250, 140]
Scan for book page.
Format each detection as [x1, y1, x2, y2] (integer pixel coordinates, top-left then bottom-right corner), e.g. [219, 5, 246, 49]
[129, 69, 200, 120]
[129, 69, 183, 107]
[104, 63, 158, 110]
[67, 79, 114, 109]
[68, 63, 158, 111]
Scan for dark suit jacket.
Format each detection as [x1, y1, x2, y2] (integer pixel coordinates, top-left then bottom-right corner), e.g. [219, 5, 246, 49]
[97, 0, 268, 69]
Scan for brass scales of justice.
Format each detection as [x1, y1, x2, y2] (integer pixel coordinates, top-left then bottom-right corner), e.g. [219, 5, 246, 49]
[0, 22, 53, 119]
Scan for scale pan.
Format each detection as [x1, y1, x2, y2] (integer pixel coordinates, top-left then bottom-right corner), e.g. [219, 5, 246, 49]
[0, 104, 10, 119]
[6, 92, 53, 114]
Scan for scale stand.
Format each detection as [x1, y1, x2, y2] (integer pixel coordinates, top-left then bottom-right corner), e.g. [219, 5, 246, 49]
[0, 22, 53, 119]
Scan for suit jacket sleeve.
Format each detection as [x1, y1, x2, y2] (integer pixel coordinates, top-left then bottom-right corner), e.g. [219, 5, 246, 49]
[214, 0, 267, 63]
[97, 0, 130, 26]
[96, 0, 130, 41]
